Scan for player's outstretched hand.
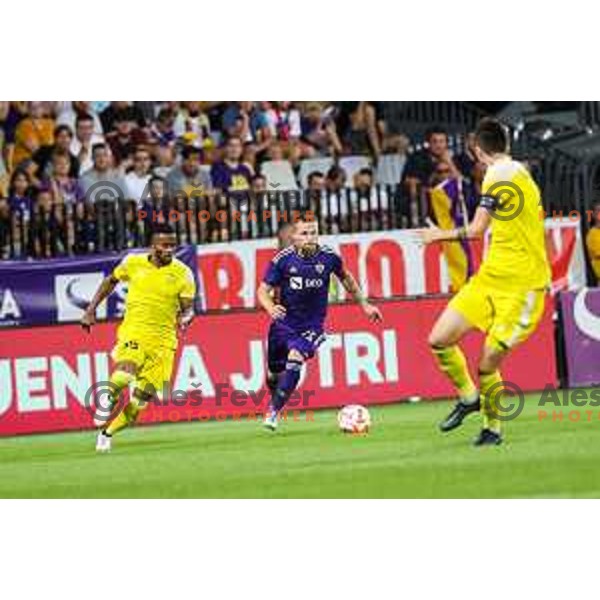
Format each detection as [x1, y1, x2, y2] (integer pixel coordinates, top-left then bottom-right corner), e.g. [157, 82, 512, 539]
[363, 303, 383, 324]
[268, 304, 287, 320]
[417, 218, 441, 245]
[80, 310, 96, 333]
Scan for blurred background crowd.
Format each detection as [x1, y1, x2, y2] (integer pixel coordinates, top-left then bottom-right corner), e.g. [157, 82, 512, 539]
[1, 100, 600, 283]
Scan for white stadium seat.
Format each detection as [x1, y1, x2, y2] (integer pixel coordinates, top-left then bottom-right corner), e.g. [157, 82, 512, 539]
[260, 160, 298, 191]
[375, 153, 406, 186]
[339, 155, 372, 186]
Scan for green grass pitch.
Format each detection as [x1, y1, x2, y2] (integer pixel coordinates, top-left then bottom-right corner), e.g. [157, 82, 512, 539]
[1, 390, 599, 498]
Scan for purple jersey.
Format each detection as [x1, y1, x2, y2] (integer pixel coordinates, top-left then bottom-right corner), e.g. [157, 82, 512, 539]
[210, 161, 253, 193]
[263, 245, 344, 333]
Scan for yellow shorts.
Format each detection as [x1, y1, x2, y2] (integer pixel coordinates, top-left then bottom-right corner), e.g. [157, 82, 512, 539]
[449, 275, 547, 351]
[111, 336, 176, 397]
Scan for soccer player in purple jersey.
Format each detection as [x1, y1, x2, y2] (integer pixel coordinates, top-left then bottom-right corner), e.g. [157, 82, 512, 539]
[257, 216, 383, 430]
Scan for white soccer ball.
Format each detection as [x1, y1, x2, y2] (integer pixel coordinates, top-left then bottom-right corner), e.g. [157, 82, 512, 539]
[337, 405, 371, 434]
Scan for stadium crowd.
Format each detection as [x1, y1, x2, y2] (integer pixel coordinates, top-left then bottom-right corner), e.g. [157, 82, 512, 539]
[0, 101, 485, 258]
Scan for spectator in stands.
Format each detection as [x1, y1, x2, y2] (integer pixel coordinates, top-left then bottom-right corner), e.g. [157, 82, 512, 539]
[210, 136, 253, 194]
[242, 143, 258, 175]
[79, 143, 126, 203]
[12, 102, 55, 169]
[352, 167, 388, 230]
[166, 145, 212, 199]
[153, 144, 176, 179]
[323, 165, 348, 233]
[222, 102, 271, 153]
[300, 102, 342, 157]
[307, 171, 325, 194]
[251, 174, 267, 194]
[30, 187, 60, 258]
[32, 125, 80, 182]
[100, 101, 146, 134]
[336, 102, 382, 161]
[173, 101, 212, 149]
[56, 102, 104, 137]
[151, 108, 177, 148]
[325, 165, 346, 194]
[48, 153, 83, 207]
[106, 111, 146, 169]
[72, 113, 104, 175]
[6, 170, 34, 257]
[586, 203, 600, 285]
[125, 146, 152, 206]
[8, 168, 34, 219]
[401, 127, 461, 226]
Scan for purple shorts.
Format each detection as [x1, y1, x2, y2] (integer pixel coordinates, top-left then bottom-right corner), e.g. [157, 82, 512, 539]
[267, 321, 326, 373]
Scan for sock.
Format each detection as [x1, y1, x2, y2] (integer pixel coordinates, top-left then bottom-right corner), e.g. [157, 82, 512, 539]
[479, 370, 503, 433]
[271, 359, 302, 413]
[431, 345, 478, 403]
[105, 395, 147, 436]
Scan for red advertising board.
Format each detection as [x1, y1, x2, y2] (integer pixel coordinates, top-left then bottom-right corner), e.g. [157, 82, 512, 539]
[0, 296, 557, 436]
[196, 220, 586, 310]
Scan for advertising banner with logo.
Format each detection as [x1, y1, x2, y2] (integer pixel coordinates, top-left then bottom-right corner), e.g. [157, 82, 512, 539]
[0, 296, 556, 436]
[196, 218, 587, 310]
[0, 246, 197, 328]
[560, 288, 600, 387]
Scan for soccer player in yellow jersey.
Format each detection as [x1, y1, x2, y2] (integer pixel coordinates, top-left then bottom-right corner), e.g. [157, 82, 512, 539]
[81, 223, 196, 452]
[421, 118, 551, 446]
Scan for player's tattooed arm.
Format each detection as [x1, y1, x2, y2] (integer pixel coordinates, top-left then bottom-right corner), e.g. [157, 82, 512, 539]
[178, 297, 195, 333]
[257, 282, 286, 320]
[338, 269, 383, 324]
[419, 206, 492, 244]
[80, 275, 119, 332]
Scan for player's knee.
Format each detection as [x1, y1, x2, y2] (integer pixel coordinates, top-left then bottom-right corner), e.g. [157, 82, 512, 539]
[428, 331, 450, 350]
[110, 369, 135, 390]
[287, 349, 305, 364]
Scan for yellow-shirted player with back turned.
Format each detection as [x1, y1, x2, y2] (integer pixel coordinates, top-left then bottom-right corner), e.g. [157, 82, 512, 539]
[81, 223, 196, 452]
[421, 118, 551, 446]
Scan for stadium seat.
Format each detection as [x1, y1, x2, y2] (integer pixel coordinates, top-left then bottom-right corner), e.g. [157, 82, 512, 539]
[339, 155, 372, 186]
[375, 153, 406, 186]
[260, 160, 298, 191]
[298, 157, 334, 188]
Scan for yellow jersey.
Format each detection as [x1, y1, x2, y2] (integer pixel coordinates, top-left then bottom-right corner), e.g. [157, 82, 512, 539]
[477, 158, 551, 292]
[112, 253, 196, 349]
[586, 227, 600, 284]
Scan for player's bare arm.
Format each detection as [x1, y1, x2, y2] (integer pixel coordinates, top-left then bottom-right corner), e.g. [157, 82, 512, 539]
[257, 282, 286, 320]
[80, 274, 119, 332]
[177, 296, 195, 332]
[338, 268, 383, 323]
[419, 206, 492, 245]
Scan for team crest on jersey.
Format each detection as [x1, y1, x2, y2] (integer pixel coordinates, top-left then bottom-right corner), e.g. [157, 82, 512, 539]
[315, 263, 325, 274]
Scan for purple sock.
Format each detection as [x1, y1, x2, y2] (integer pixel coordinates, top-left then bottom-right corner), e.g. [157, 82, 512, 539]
[271, 359, 302, 412]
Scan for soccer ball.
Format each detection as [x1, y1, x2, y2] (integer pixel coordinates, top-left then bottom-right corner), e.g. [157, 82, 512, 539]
[337, 405, 371, 434]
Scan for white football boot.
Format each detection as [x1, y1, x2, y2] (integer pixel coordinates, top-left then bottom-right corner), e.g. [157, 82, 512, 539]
[263, 410, 278, 431]
[95, 431, 112, 453]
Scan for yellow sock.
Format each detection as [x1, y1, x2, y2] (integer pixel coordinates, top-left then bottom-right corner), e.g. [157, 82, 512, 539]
[105, 396, 146, 436]
[479, 370, 503, 433]
[431, 345, 478, 401]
